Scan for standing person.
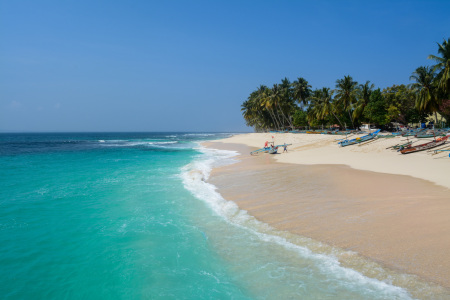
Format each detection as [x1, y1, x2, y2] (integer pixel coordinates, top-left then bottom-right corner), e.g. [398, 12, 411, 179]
[283, 143, 288, 152]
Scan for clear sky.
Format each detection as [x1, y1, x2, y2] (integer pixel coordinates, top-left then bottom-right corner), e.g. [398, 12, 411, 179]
[1, 0, 449, 132]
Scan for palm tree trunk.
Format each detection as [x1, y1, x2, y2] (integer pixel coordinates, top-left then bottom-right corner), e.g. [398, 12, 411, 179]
[331, 111, 345, 129]
[277, 103, 294, 129]
[348, 110, 355, 129]
[274, 108, 283, 130]
[269, 107, 280, 130]
[434, 111, 438, 128]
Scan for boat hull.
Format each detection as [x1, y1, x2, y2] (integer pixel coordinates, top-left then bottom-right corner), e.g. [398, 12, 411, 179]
[400, 136, 448, 154]
[339, 130, 380, 147]
[268, 147, 278, 154]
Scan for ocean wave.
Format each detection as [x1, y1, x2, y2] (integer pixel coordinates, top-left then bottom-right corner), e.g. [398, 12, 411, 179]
[183, 133, 216, 137]
[98, 140, 179, 148]
[148, 141, 178, 145]
[181, 146, 414, 299]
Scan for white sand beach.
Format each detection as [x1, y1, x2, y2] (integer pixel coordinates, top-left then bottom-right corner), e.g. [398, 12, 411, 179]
[221, 132, 450, 189]
[204, 132, 450, 290]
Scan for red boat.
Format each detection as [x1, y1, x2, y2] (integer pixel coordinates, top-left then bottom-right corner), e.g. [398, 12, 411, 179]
[400, 136, 448, 154]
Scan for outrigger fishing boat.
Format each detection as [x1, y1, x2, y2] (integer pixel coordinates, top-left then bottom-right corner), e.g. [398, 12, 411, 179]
[268, 145, 279, 154]
[400, 136, 448, 154]
[250, 142, 292, 155]
[338, 130, 380, 147]
[388, 140, 413, 150]
[415, 130, 447, 138]
[433, 148, 450, 157]
[250, 146, 271, 155]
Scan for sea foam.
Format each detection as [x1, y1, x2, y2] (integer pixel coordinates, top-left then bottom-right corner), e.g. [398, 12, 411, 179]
[181, 145, 413, 299]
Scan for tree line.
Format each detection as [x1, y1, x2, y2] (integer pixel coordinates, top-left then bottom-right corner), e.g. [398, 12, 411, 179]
[241, 38, 450, 131]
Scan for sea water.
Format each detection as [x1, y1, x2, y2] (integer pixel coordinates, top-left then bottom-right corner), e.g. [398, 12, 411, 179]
[0, 132, 432, 299]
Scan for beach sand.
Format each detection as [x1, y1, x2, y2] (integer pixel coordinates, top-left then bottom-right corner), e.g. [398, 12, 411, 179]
[203, 132, 450, 291]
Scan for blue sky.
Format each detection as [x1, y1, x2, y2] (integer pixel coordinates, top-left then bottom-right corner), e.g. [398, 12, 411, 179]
[1, 0, 449, 132]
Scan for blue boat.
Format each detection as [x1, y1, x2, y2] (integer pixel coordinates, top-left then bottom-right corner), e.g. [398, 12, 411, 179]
[338, 130, 380, 147]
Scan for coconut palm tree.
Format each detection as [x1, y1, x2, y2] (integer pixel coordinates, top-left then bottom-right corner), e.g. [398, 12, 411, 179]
[270, 83, 293, 129]
[242, 90, 263, 129]
[334, 75, 359, 128]
[410, 66, 440, 123]
[428, 38, 450, 94]
[257, 85, 280, 130]
[279, 78, 296, 128]
[292, 77, 312, 107]
[312, 88, 344, 129]
[353, 81, 374, 123]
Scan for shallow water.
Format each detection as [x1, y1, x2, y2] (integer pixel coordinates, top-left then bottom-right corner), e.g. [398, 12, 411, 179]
[0, 132, 440, 299]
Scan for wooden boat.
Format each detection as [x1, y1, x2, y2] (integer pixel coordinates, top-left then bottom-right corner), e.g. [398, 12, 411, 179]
[433, 149, 450, 157]
[269, 143, 293, 154]
[250, 147, 271, 155]
[268, 146, 278, 154]
[251, 143, 291, 155]
[400, 136, 448, 154]
[415, 130, 446, 138]
[339, 130, 380, 147]
[378, 134, 396, 138]
[402, 129, 423, 137]
[389, 141, 413, 150]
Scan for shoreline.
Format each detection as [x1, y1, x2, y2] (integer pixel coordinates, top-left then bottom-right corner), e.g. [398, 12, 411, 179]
[203, 133, 450, 293]
[224, 132, 450, 189]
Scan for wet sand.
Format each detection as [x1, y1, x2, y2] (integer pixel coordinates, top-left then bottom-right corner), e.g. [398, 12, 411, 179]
[204, 141, 450, 290]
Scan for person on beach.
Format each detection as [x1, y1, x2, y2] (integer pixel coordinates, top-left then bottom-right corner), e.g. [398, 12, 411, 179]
[283, 143, 288, 152]
[265, 141, 268, 148]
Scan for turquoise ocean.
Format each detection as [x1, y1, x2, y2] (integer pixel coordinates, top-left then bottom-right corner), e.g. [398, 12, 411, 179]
[0, 133, 440, 299]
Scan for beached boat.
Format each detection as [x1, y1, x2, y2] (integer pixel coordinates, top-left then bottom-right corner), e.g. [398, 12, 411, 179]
[250, 147, 271, 155]
[378, 134, 397, 138]
[388, 141, 413, 150]
[250, 143, 291, 155]
[433, 149, 450, 157]
[402, 129, 423, 137]
[415, 130, 446, 138]
[400, 136, 448, 154]
[338, 130, 380, 147]
[268, 146, 278, 154]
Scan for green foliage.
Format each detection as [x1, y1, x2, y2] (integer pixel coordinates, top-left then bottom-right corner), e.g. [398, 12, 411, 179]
[363, 89, 388, 126]
[334, 75, 359, 128]
[382, 84, 423, 124]
[292, 109, 308, 127]
[353, 81, 374, 125]
[439, 99, 450, 122]
[428, 38, 450, 94]
[241, 38, 450, 131]
[385, 105, 401, 124]
[405, 108, 430, 124]
[410, 66, 439, 114]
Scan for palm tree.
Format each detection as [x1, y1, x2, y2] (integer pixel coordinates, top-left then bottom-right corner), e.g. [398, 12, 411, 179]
[271, 83, 294, 129]
[353, 81, 374, 123]
[242, 90, 264, 129]
[279, 78, 296, 128]
[410, 66, 440, 123]
[428, 38, 450, 94]
[292, 77, 312, 107]
[256, 85, 280, 130]
[315, 88, 344, 129]
[306, 90, 322, 125]
[334, 75, 359, 128]
[255, 85, 277, 130]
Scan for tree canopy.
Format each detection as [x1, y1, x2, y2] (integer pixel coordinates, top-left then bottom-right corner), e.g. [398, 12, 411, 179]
[241, 38, 450, 131]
